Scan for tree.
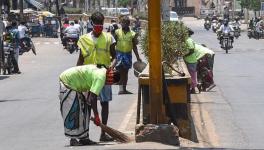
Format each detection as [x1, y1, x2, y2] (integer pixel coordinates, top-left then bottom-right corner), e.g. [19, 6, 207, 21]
[118, 0, 131, 7]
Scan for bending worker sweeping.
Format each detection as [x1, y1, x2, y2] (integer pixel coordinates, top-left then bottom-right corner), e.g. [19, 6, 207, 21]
[59, 64, 120, 146]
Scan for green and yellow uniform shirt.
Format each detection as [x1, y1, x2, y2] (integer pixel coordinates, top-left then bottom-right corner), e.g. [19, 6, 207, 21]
[59, 65, 106, 95]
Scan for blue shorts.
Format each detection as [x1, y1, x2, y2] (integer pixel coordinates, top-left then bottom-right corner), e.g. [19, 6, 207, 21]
[116, 51, 132, 69]
[98, 85, 112, 102]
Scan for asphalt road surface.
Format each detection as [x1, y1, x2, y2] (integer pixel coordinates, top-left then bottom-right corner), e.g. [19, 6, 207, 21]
[0, 37, 138, 150]
[184, 18, 264, 149]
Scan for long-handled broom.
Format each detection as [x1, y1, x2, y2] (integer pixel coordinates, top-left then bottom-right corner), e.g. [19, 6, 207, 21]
[90, 117, 131, 143]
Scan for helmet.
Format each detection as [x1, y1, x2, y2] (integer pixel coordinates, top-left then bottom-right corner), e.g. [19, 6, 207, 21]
[223, 19, 228, 26]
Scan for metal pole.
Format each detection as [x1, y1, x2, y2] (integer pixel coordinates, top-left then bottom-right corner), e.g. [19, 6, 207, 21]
[148, 0, 165, 124]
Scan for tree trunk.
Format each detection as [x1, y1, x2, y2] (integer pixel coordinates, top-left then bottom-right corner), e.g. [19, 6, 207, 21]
[76, 0, 80, 8]
[107, 0, 110, 7]
[19, 0, 23, 19]
[12, 0, 18, 10]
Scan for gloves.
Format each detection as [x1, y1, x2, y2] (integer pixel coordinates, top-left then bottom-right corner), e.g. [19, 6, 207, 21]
[94, 114, 101, 126]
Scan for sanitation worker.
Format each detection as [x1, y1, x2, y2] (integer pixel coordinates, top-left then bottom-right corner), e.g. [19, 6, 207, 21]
[114, 16, 142, 94]
[59, 64, 120, 146]
[77, 12, 117, 142]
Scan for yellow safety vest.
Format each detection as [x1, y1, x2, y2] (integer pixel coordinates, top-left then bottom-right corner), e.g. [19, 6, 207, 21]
[77, 32, 112, 66]
[115, 29, 135, 53]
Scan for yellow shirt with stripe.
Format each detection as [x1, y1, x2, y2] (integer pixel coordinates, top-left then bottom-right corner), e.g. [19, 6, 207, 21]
[115, 29, 136, 53]
[77, 32, 112, 67]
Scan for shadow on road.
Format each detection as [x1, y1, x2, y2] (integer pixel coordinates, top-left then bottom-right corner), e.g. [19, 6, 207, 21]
[0, 75, 10, 80]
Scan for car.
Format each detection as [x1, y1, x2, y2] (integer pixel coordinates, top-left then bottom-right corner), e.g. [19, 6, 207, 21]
[170, 11, 179, 21]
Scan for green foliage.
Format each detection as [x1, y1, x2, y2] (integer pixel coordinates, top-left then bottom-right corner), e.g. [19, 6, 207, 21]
[118, 0, 131, 7]
[64, 7, 82, 14]
[133, 12, 148, 20]
[240, 0, 264, 10]
[140, 21, 189, 65]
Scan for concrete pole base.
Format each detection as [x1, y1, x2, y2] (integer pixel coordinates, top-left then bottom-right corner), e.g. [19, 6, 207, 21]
[135, 124, 180, 146]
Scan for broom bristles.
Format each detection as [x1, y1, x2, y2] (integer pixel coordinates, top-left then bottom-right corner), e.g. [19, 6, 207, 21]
[91, 118, 131, 143]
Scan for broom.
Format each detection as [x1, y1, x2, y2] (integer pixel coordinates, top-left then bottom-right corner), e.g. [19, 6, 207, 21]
[90, 117, 131, 143]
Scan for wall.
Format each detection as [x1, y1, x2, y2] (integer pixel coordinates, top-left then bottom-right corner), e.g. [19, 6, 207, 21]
[187, 0, 201, 17]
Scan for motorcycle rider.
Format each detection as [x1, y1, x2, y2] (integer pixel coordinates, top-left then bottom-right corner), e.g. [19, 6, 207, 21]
[62, 22, 79, 48]
[217, 19, 234, 48]
[255, 19, 264, 38]
[18, 21, 31, 48]
[211, 14, 218, 22]
[204, 14, 211, 29]
[107, 19, 118, 36]
[74, 20, 81, 35]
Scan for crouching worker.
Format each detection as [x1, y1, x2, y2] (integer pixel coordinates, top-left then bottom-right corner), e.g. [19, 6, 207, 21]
[59, 64, 120, 146]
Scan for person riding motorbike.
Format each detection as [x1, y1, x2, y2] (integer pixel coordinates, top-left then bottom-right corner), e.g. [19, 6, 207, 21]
[62, 22, 80, 48]
[18, 21, 31, 48]
[217, 19, 234, 48]
[255, 19, 264, 38]
[107, 19, 118, 36]
[211, 15, 218, 22]
[204, 14, 211, 29]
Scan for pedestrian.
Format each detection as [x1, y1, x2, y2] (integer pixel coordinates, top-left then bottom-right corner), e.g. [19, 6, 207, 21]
[59, 64, 120, 146]
[183, 28, 197, 94]
[114, 16, 142, 94]
[79, 17, 84, 35]
[86, 17, 93, 33]
[77, 12, 117, 142]
[8, 21, 20, 74]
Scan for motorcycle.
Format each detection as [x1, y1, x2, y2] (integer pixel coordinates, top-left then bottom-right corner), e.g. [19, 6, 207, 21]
[2, 41, 15, 75]
[211, 20, 218, 33]
[66, 38, 78, 54]
[204, 20, 211, 31]
[220, 32, 233, 54]
[231, 23, 241, 39]
[19, 37, 36, 55]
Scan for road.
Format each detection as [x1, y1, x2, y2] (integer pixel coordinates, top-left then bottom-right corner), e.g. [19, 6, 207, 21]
[183, 18, 264, 149]
[0, 37, 138, 150]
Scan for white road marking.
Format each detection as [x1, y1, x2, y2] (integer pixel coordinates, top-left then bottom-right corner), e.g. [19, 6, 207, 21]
[44, 42, 50, 45]
[118, 99, 137, 132]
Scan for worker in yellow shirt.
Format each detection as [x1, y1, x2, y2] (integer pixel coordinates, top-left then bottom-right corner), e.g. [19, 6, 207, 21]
[76, 12, 117, 142]
[114, 16, 142, 94]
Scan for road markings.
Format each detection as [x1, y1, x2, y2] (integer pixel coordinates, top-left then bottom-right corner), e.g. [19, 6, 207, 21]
[118, 99, 137, 132]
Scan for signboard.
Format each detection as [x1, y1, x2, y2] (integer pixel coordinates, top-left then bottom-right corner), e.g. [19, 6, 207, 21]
[162, 0, 170, 21]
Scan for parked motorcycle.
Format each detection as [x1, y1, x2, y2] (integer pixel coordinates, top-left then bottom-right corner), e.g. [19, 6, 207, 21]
[204, 20, 211, 31]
